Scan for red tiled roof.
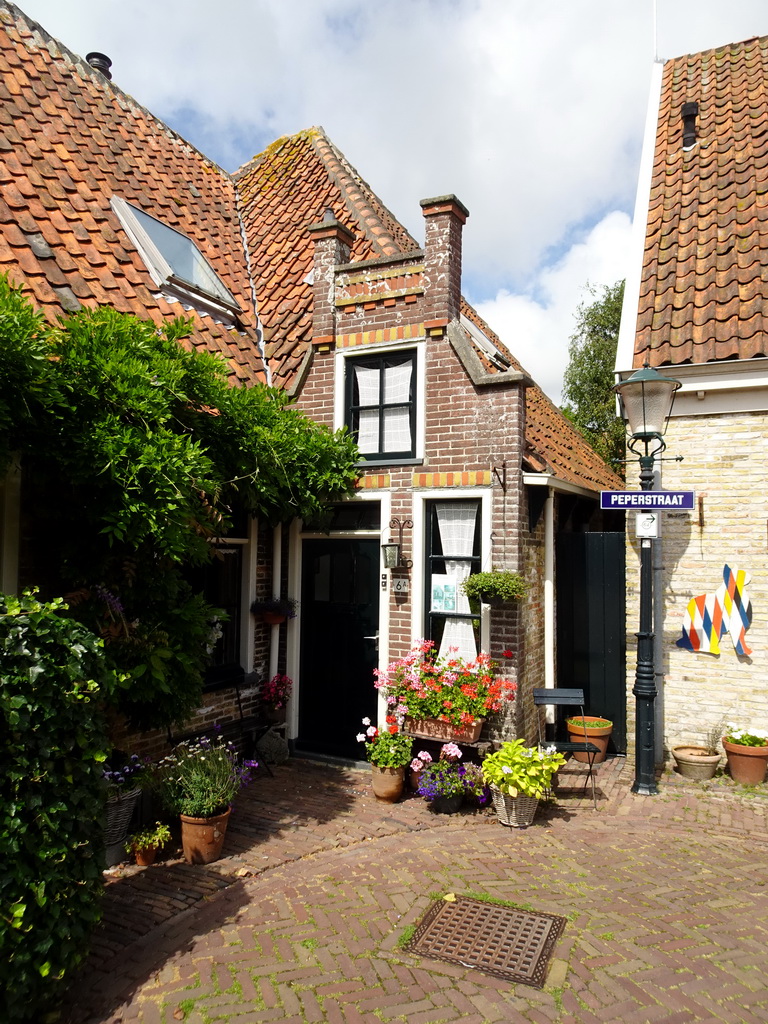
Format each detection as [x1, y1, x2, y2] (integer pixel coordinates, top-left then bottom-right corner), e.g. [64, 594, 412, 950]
[0, 2, 266, 384]
[634, 35, 768, 368]
[0, 1, 619, 493]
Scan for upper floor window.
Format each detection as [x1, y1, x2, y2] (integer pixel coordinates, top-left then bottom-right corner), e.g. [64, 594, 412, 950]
[345, 351, 416, 461]
[111, 196, 242, 322]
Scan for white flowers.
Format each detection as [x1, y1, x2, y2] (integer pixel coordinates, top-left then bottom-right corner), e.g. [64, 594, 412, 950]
[356, 733, 366, 743]
[362, 717, 371, 726]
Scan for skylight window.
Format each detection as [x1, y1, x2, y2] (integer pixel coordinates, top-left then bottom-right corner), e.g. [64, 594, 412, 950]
[111, 196, 242, 320]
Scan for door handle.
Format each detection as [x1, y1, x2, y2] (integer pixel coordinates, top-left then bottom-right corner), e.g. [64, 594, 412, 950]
[363, 632, 379, 651]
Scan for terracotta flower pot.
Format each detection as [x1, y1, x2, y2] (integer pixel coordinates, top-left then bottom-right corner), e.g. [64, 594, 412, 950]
[179, 807, 231, 864]
[722, 739, 768, 786]
[566, 718, 613, 763]
[133, 845, 158, 866]
[262, 611, 287, 625]
[370, 765, 405, 802]
[404, 717, 484, 743]
[671, 745, 721, 781]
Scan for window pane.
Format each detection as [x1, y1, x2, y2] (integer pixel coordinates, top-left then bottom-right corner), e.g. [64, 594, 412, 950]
[354, 364, 381, 406]
[357, 408, 380, 453]
[382, 406, 411, 452]
[130, 205, 237, 307]
[383, 360, 411, 403]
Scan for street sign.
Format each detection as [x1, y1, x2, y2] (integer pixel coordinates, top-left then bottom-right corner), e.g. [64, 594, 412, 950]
[635, 511, 660, 538]
[600, 490, 695, 511]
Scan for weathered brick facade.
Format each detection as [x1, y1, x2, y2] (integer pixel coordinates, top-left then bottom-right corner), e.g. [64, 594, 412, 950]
[624, 411, 768, 754]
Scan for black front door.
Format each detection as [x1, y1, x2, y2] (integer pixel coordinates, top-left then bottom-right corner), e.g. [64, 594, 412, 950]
[298, 538, 380, 760]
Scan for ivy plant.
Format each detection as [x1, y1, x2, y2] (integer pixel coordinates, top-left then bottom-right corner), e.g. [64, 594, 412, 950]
[0, 590, 113, 1023]
[0, 276, 360, 728]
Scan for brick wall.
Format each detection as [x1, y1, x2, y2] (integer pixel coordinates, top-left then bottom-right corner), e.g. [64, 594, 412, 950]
[624, 410, 768, 753]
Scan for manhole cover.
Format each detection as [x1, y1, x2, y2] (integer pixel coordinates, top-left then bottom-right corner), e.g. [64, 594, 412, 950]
[406, 895, 566, 988]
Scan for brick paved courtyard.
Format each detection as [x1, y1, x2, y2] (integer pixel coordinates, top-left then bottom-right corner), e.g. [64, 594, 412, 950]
[62, 757, 768, 1024]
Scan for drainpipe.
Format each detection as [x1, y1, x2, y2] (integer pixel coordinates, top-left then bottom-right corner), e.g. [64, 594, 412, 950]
[544, 487, 555, 689]
[269, 524, 282, 681]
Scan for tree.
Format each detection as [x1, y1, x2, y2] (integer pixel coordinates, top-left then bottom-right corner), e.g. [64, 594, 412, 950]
[0, 276, 360, 727]
[561, 280, 625, 471]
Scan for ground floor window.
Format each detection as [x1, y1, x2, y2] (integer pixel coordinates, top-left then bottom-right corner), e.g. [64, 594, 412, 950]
[425, 500, 481, 661]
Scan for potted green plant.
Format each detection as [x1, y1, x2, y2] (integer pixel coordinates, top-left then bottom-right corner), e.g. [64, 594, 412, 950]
[565, 715, 613, 763]
[481, 739, 566, 827]
[356, 718, 413, 802]
[126, 821, 172, 866]
[149, 734, 258, 863]
[374, 640, 516, 742]
[250, 597, 297, 625]
[461, 570, 527, 607]
[722, 723, 768, 785]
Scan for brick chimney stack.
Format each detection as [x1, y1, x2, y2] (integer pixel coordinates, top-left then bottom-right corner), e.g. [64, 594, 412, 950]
[307, 214, 355, 346]
[420, 194, 469, 324]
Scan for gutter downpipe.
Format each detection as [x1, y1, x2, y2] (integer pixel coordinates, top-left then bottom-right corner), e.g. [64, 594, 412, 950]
[269, 523, 282, 681]
[544, 486, 555, 696]
[653, 468, 664, 765]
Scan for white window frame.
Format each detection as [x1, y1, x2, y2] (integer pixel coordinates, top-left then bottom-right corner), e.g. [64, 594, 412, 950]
[335, 342, 426, 464]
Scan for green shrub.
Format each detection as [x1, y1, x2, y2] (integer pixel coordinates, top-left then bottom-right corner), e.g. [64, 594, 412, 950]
[0, 591, 112, 1022]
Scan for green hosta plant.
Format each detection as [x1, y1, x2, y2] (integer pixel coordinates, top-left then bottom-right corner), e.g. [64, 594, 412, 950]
[481, 739, 566, 800]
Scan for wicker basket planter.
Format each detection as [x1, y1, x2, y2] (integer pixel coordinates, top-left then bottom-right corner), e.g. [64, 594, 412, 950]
[490, 785, 539, 828]
[104, 785, 142, 865]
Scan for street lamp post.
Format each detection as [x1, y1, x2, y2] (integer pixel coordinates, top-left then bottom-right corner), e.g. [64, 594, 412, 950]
[613, 365, 681, 796]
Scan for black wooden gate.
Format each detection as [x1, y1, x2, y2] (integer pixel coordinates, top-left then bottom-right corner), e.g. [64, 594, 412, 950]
[556, 532, 626, 754]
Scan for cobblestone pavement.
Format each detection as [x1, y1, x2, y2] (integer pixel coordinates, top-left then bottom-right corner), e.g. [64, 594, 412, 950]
[63, 757, 768, 1024]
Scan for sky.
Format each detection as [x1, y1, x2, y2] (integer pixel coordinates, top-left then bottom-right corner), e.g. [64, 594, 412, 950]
[14, 1, 768, 403]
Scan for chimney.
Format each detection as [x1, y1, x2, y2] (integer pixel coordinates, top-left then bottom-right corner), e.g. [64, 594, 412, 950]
[682, 101, 699, 150]
[86, 52, 112, 79]
[307, 215, 355, 348]
[420, 194, 469, 324]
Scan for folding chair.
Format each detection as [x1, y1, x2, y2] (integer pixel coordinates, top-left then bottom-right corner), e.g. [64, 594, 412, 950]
[533, 688, 598, 809]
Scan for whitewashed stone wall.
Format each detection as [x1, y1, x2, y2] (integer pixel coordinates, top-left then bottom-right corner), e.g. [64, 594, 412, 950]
[624, 410, 768, 754]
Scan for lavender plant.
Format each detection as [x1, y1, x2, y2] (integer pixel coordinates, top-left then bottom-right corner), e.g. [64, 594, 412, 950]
[150, 734, 258, 817]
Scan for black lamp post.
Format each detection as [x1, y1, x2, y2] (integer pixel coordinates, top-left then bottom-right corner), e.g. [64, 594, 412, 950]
[613, 365, 681, 796]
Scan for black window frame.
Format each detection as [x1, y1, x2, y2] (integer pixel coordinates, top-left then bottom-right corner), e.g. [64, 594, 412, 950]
[345, 350, 417, 461]
[424, 499, 482, 650]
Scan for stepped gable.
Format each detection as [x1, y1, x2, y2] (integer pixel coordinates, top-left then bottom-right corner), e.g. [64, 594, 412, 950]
[0, 2, 266, 384]
[634, 34, 768, 368]
[235, 128, 418, 386]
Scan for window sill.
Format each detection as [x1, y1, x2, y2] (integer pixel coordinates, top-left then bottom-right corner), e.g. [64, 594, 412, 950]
[356, 457, 424, 468]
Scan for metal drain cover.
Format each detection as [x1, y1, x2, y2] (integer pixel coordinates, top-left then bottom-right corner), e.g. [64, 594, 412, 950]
[406, 895, 566, 988]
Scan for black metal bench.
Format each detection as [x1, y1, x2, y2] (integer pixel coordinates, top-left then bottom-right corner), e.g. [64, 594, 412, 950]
[533, 688, 599, 809]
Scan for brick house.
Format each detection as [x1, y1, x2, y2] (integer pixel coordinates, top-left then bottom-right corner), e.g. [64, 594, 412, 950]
[0, 2, 622, 760]
[616, 34, 768, 754]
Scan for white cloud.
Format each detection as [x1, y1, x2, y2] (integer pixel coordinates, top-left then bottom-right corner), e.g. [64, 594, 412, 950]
[473, 211, 633, 404]
[14, 0, 768, 400]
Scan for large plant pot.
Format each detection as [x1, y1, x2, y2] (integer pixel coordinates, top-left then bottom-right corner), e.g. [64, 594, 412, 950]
[490, 786, 538, 828]
[405, 717, 484, 743]
[371, 765, 405, 802]
[180, 807, 231, 864]
[429, 793, 464, 815]
[565, 718, 613, 763]
[671, 745, 721, 780]
[722, 739, 768, 786]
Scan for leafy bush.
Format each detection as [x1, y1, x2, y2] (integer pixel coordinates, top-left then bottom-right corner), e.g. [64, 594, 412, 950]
[0, 591, 113, 1023]
[0, 276, 359, 729]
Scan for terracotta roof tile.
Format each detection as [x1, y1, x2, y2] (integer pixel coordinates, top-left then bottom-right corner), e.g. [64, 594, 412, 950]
[634, 35, 768, 367]
[1, 2, 616, 493]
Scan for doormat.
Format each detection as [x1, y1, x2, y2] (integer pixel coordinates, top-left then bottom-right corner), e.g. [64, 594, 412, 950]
[405, 895, 566, 988]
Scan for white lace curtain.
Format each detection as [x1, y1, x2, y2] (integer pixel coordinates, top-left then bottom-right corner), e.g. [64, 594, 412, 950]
[354, 361, 412, 454]
[435, 501, 478, 661]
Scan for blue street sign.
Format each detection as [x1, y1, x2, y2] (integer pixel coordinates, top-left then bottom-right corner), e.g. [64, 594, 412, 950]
[600, 490, 695, 511]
